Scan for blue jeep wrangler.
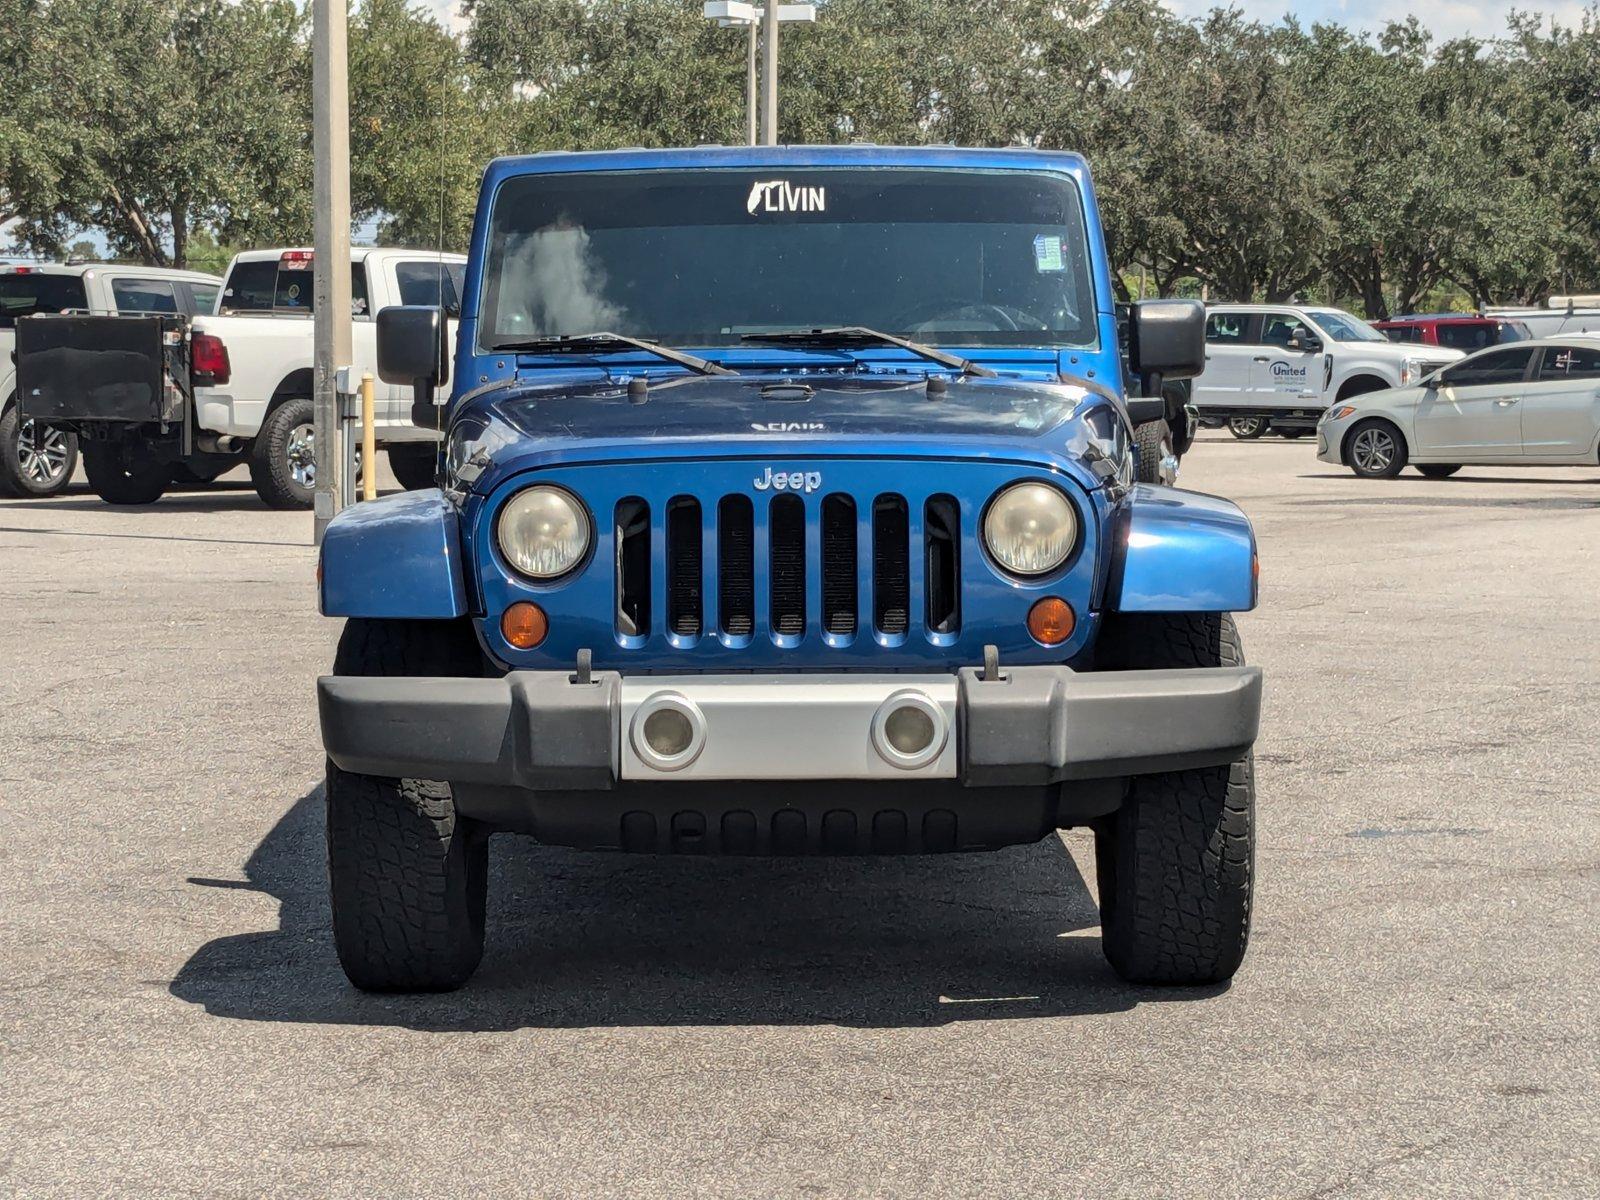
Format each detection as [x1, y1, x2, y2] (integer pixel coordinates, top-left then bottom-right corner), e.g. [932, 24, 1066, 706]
[317, 146, 1261, 992]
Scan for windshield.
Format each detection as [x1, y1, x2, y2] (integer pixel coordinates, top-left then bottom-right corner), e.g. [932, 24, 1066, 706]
[480, 168, 1098, 349]
[1307, 309, 1386, 343]
[1435, 322, 1499, 352]
[0, 273, 88, 328]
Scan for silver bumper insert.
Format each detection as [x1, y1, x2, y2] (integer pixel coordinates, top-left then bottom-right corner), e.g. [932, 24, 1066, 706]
[619, 674, 958, 781]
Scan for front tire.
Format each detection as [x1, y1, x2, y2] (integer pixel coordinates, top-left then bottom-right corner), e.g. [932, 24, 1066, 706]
[1415, 463, 1461, 479]
[387, 443, 438, 491]
[1228, 416, 1267, 440]
[81, 441, 168, 505]
[0, 405, 78, 498]
[1346, 418, 1407, 479]
[327, 617, 490, 991]
[327, 767, 487, 993]
[250, 396, 316, 509]
[1094, 612, 1254, 986]
[1133, 419, 1178, 485]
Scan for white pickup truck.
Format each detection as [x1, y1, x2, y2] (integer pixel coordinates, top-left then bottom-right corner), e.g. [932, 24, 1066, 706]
[1193, 303, 1463, 439]
[1, 261, 221, 497]
[191, 247, 466, 507]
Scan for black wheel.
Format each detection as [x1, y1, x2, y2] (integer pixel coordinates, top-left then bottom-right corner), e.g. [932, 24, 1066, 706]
[387, 443, 438, 491]
[250, 396, 316, 509]
[1415, 463, 1461, 479]
[1345, 418, 1407, 479]
[1276, 428, 1311, 439]
[1133, 419, 1177, 485]
[0, 404, 77, 498]
[81, 440, 168, 505]
[327, 617, 490, 992]
[1228, 416, 1267, 440]
[1093, 612, 1254, 986]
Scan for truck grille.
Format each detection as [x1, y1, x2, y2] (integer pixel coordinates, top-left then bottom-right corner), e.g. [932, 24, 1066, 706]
[612, 489, 959, 646]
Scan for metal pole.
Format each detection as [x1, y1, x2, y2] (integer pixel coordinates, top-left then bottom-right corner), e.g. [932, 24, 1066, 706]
[745, 18, 758, 146]
[360, 372, 376, 502]
[312, 0, 352, 544]
[760, 1, 779, 146]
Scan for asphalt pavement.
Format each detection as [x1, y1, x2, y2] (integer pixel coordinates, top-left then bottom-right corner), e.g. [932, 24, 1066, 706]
[1, 440, 1595, 1198]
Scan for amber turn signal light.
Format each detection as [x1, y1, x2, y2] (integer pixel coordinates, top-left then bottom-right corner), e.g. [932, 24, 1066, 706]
[501, 601, 548, 649]
[1026, 597, 1075, 646]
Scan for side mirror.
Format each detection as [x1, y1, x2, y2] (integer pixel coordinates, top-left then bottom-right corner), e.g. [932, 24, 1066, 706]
[1125, 396, 1166, 425]
[1287, 326, 1323, 354]
[1128, 299, 1205, 402]
[377, 305, 450, 425]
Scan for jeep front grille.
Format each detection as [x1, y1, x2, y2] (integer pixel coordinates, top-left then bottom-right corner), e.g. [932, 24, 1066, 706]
[613, 489, 955, 646]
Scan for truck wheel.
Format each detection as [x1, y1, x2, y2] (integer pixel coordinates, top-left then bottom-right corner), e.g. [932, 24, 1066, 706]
[387, 444, 438, 491]
[327, 616, 489, 991]
[1228, 416, 1267, 440]
[1345, 418, 1407, 479]
[1093, 612, 1254, 986]
[81, 441, 168, 505]
[250, 396, 316, 509]
[0, 405, 77, 498]
[1415, 463, 1461, 479]
[1133, 419, 1177, 485]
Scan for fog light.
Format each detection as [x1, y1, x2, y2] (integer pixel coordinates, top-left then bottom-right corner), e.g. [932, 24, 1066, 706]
[870, 691, 948, 770]
[630, 692, 706, 771]
[502, 601, 548, 649]
[643, 707, 694, 757]
[884, 705, 936, 755]
[1026, 597, 1075, 646]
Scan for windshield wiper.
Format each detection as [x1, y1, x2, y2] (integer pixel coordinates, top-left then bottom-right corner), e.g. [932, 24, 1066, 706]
[488, 332, 736, 377]
[741, 327, 998, 377]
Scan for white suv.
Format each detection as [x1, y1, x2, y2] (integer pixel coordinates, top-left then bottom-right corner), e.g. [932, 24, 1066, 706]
[1193, 304, 1463, 439]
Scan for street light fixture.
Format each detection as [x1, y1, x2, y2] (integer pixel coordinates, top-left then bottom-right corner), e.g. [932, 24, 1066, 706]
[703, 2, 815, 146]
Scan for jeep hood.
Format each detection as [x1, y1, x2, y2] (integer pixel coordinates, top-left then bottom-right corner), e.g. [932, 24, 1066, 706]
[455, 372, 1122, 490]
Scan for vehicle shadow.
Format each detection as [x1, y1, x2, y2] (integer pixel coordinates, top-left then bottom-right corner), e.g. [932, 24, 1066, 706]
[170, 787, 1205, 1031]
[1289, 495, 1600, 511]
[1298, 471, 1600, 485]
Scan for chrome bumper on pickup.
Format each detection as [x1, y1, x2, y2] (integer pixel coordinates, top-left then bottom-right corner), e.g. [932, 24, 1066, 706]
[317, 665, 1263, 790]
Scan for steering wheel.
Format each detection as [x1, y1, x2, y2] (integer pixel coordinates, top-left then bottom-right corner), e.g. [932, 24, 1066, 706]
[894, 301, 1049, 335]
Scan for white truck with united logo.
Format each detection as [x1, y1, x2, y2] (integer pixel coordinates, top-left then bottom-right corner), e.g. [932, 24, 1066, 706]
[1193, 303, 1463, 439]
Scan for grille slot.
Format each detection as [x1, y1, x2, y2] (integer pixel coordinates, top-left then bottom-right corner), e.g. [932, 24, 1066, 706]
[615, 497, 650, 638]
[872, 494, 910, 636]
[614, 479, 969, 650]
[666, 496, 702, 637]
[821, 494, 858, 636]
[769, 494, 807, 636]
[718, 495, 754, 637]
[924, 495, 960, 636]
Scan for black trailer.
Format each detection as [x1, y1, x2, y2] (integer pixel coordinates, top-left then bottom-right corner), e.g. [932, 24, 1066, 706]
[15, 315, 237, 504]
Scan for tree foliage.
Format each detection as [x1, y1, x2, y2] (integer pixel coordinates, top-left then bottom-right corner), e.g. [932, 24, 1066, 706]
[4, 0, 1600, 313]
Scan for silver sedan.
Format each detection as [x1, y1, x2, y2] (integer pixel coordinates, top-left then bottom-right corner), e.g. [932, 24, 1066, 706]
[1317, 336, 1600, 478]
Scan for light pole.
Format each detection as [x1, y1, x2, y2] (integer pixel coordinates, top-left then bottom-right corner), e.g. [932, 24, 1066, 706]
[311, 0, 352, 544]
[703, 3, 815, 147]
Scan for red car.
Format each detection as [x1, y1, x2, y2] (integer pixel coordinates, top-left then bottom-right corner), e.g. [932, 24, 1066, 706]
[1374, 313, 1531, 352]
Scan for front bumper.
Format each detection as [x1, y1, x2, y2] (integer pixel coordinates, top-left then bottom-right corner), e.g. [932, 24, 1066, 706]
[319, 665, 1261, 790]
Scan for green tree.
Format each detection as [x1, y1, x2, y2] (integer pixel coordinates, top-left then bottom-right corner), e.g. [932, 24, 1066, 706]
[0, 0, 310, 268]
[350, 0, 511, 251]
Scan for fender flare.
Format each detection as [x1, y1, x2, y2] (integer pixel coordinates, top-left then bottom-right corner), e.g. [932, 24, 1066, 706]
[1104, 484, 1257, 613]
[319, 488, 468, 619]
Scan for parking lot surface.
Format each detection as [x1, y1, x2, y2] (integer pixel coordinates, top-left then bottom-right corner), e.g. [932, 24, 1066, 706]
[1, 441, 1596, 1198]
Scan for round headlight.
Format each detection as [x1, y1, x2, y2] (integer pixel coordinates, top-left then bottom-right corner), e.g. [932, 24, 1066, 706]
[497, 485, 591, 579]
[984, 482, 1077, 576]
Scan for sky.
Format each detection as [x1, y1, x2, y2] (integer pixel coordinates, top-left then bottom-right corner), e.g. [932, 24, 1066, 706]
[424, 0, 1593, 43]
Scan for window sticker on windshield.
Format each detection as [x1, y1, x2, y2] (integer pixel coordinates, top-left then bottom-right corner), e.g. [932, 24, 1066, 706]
[1033, 234, 1065, 273]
